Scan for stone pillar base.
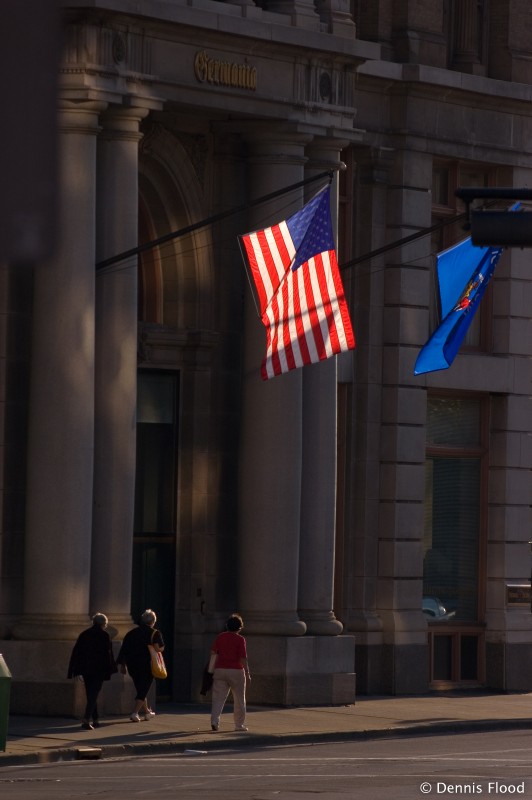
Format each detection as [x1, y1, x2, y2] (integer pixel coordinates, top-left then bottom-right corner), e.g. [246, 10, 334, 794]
[243, 611, 307, 636]
[12, 615, 93, 641]
[0, 640, 138, 717]
[487, 641, 532, 692]
[11, 613, 135, 646]
[245, 634, 356, 706]
[248, 671, 356, 706]
[299, 611, 344, 636]
[9, 676, 137, 718]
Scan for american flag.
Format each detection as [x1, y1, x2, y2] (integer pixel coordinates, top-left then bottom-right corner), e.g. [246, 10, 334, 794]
[240, 186, 355, 380]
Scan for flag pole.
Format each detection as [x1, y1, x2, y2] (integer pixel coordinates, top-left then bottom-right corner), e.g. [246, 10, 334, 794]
[96, 169, 334, 271]
[237, 235, 261, 319]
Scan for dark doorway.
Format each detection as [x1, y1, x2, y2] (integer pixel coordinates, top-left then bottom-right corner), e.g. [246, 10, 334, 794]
[133, 370, 179, 699]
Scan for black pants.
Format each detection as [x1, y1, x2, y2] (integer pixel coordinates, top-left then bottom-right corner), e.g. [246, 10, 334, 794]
[82, 675, 104, 721]
[129, 669, 153, 702]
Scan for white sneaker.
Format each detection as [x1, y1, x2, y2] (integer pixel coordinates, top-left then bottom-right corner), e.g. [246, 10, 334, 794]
[145, 710, 156, 717]
[143, 713, 155, 721]
[130, 713, 141, 722]
[235, 725, 248, 731]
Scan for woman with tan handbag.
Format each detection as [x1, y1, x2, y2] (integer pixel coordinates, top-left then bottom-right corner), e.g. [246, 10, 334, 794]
[117, 609, 165, 722]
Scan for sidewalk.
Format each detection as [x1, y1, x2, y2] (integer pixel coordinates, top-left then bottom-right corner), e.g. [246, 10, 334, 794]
[2, 692, 532, 766]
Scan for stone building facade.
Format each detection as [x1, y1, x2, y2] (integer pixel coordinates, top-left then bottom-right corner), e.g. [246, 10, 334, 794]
[0, 0, 531, 714]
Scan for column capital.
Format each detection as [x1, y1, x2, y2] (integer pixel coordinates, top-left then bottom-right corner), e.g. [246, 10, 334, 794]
[237, 121, 314, 150]
[306, 137, 350, 163]
[99, 106, 151, 141]
[58, 100, 108, 134]
[244, 131, 313, 175]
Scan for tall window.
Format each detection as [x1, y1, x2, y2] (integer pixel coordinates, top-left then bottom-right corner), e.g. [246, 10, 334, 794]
[423, 395, 486, 622]
[423, 394, 487, 685]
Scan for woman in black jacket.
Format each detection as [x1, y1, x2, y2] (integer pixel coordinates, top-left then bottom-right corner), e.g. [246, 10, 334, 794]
[116, 609, 165, 722]
[67, 613, 117, 730]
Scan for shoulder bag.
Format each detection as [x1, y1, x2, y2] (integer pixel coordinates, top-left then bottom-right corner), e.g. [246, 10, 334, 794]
[148, 630, 167, 680]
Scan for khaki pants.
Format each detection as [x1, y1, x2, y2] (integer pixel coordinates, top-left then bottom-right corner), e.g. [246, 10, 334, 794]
[211, 668, 247, 728]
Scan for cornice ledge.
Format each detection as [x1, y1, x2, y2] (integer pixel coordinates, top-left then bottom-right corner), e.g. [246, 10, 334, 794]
[61, 0, 380, 63]
[358, 60, 532, 105]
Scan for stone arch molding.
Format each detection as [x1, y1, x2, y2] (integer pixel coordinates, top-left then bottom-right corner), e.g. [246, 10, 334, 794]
[139, 123, 214, 331]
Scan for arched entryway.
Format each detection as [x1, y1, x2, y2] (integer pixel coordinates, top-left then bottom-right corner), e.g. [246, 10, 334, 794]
[134, 124, 217, 700]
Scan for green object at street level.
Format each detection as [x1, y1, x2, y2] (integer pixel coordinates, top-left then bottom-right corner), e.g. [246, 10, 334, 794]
[0, 654, 12, 752]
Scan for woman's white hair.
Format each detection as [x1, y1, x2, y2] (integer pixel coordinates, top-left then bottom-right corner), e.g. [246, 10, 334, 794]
[141, 609, 157, 625]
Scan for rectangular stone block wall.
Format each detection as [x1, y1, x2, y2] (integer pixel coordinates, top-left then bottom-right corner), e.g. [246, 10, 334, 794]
[1, 640, 136, 717]
[486, 642, 532, 692]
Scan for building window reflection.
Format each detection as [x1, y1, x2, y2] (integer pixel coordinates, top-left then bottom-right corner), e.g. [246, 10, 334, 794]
[423, 394, 488, 685]
[423, 395, 486, 623]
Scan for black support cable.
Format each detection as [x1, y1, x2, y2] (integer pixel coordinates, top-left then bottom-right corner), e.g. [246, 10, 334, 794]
[340, 210, 468, 272]
[97, 178, 508, 276]
[339, 194, 519, 272]
[96, 169, 334, 271]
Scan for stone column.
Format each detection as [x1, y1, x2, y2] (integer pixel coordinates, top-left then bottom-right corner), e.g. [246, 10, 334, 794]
[377, 149, 432, 694]
[314, 0, 356, 37]
[451, 0, 484, 74]
[297, 141, 344, 635]
[485, 164, 532, 691]
[266, 0, 321, 29]
[91, 108, 147, 637]
[15, 102, 104, 640]
[238, 129, 356, 705]
[343, 147, 391, 693]
[238, 129, 308, 640]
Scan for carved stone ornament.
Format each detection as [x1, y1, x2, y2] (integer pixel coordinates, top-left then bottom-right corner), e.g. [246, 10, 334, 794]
[319, 72, 332, 100]
[112, 32, 127, 64]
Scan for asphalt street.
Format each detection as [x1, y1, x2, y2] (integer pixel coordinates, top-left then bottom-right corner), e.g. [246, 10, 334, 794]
[2, 729, 532, 800]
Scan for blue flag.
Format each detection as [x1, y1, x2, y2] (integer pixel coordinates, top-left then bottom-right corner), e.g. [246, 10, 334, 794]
[414, 238, 503, 375]
[415, 203, 521, 375]
[414, 202, 521, 375]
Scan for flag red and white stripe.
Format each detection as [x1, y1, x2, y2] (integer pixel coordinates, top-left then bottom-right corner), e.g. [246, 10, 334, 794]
[240, 188, 355, 380]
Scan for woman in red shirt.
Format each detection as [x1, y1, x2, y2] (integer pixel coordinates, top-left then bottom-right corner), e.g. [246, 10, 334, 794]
[210, 614, 250, 731]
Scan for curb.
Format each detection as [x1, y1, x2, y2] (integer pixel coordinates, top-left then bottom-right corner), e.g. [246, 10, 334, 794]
[2, 717, 532, 767]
